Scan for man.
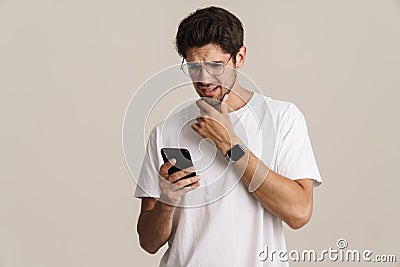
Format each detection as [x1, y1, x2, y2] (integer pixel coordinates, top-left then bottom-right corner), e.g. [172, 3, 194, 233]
[134, 6, 322, 267]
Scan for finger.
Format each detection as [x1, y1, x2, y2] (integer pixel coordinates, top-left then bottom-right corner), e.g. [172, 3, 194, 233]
[220, 93, 229, 115]
[195, 117, 206, 125]
[159, 158, 176, 178]
[191, 122, 201, 133]
[174, 175, 201, 189]
[196, 99, 216, 115]
[200, 109, 208, 117]
[192, 122, 201, 127]
[168, 166, 196, 183]
[178, 181, 201, 194]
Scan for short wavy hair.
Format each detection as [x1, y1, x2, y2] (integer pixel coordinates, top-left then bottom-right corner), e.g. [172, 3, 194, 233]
[175, 6, 244, 61]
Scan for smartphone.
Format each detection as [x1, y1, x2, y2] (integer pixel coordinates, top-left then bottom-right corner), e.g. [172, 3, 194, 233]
[160, 148, 196, 181]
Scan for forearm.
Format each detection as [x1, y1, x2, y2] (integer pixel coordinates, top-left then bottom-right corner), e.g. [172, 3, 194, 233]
[137, 201, 175, 254]
[228, 147, 313, 229]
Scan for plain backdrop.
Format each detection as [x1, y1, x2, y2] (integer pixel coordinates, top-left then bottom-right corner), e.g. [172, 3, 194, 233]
[1, 0, 399, 266]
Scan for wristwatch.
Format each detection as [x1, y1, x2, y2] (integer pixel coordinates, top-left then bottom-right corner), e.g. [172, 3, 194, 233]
[225, 143, 247, 162]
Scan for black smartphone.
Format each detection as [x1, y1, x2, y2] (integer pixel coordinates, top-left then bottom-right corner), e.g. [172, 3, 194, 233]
[160, 148, 196, 180]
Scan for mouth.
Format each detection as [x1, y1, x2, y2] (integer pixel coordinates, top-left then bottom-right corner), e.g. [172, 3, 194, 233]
[199, 85, 219, 97]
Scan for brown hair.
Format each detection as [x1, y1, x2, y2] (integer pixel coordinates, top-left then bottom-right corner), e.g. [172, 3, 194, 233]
[175, 6, 244, 61]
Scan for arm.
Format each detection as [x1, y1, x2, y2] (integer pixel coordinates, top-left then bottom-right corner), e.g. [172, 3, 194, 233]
[137, 160, 201, 254]
[137, 197, 175, 254]
[221, 143, 314, 229]
[192, 95, 314, 229]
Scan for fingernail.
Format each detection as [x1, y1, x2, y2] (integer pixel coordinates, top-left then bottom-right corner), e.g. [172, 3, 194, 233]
[170, 158, 176, 164]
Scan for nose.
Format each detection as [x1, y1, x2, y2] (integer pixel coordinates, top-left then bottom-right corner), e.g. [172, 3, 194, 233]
[194, 66, 215, 85]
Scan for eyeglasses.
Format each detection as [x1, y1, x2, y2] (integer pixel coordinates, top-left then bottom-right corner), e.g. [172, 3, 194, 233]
[180, 54, 234, 78]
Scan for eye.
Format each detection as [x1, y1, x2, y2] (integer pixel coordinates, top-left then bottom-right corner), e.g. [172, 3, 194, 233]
[187, 63, 200, 70]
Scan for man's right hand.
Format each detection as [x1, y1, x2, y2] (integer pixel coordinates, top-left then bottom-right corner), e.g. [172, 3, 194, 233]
[159, 159, 201, 206]
[137, 159, 200, 254]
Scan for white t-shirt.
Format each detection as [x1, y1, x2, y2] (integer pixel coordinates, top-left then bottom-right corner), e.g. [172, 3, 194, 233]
[134, 92, 322, 267]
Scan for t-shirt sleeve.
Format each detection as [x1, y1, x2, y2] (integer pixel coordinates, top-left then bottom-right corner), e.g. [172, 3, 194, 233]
[133, 127, 162, 198]
[276, 103, 322, 187]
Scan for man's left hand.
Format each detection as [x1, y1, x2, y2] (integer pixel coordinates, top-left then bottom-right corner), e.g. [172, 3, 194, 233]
[191, 93, 240, 156]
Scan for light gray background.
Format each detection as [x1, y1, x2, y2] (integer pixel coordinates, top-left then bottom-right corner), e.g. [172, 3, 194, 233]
[1, 1, 399, 266]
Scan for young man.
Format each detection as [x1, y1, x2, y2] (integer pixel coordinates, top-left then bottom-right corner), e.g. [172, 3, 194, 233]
[134, 6, 322, 267]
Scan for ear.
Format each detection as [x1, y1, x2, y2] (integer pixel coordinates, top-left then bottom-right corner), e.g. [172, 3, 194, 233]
[234, 46, 247, 69]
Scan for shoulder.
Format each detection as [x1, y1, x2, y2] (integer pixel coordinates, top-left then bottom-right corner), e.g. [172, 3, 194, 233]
[253, 93, 305, 122]
[266, 97, 309, 137]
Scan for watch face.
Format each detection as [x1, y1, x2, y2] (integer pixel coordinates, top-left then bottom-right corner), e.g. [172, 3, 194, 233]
[230, 144, 246, 161]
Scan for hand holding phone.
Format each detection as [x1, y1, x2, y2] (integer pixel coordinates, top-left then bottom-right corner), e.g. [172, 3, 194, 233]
[160, 148, 197, 186]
